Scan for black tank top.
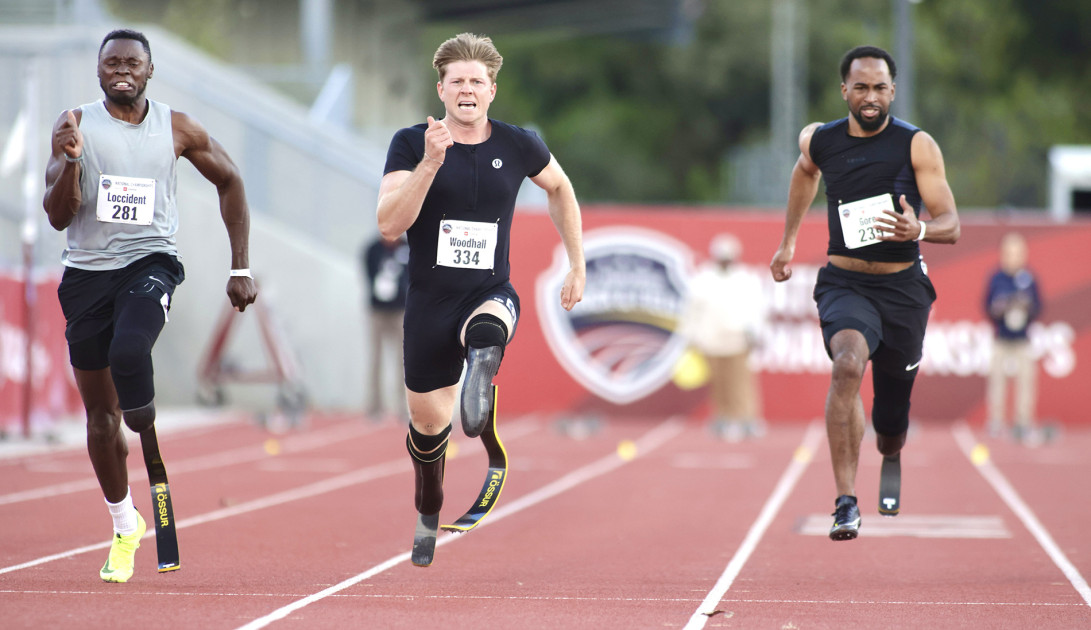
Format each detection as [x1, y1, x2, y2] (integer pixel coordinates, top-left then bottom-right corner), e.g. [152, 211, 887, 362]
[809, 116, 922, 262]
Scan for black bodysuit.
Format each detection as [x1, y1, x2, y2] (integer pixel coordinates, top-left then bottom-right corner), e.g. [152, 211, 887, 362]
[383, 119, 551, 392]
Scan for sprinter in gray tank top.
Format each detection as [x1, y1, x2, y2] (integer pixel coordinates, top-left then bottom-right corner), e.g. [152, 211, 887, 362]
[43, 29, 257, 583]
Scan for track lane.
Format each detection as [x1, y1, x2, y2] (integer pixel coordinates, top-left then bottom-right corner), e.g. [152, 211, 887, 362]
[952, 422, 1091, 607]
[232, 417, 687, 629]
[0, 414, 383, 507]
[972, 425, 1091, 586]
[5, 414, 1090, 629]
[689, 423, 1091, 629]
[292, 421, 818, 629]
[0, 416, 409, 569]
[2, 416, 680, 628]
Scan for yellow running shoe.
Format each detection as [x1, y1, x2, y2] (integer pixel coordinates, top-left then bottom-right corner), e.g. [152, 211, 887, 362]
[100, 511, 147, 583]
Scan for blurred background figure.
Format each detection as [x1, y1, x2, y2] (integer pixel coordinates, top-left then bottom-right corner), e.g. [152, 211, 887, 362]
[362, 234, 410, 422]
[678, 233, 767, 441]
[985, 232, 1042, 443]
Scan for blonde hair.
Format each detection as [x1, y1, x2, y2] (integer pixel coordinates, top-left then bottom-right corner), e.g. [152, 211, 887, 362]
[433, 33, 503, 83]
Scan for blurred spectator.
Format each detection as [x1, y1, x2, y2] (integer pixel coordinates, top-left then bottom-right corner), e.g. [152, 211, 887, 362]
[362, 234, 410, 422]
[678, 233, 767, 441]
[985, 232, 1042, 442]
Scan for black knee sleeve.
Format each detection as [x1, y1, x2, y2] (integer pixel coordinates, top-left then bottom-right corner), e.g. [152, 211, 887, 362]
[407, 424, 450, 515]
[407, 424, 452, 463]
[871, 368, 915, 438]
[123, 401, 156, 433]
[108, 296, 166, 411]
[465, 313, 508, 351]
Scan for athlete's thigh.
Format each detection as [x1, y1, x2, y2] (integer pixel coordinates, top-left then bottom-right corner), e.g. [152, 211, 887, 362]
[873, 275, 933, 374]
[458, 285, 520, 345]
[406, 384, 457, 433]
[815, 285, 882, 358]
[73, 367, 120, 416]
[58, 267, 117, 368]
[403, 292, 465, 393]
[873, 300, 930, 373]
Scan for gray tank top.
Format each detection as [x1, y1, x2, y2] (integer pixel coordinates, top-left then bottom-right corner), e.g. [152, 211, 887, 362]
[62, 99, 179, 270]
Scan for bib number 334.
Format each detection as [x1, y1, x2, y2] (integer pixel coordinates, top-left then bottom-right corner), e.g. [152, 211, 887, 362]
[436, 219, 497, 270]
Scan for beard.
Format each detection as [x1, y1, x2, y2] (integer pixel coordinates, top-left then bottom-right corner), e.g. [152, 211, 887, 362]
[851, 106, 888, 132]
[102, 81, 147, 107]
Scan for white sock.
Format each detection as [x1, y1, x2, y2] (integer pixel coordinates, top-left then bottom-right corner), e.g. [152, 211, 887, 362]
[105, 487, 138, 536]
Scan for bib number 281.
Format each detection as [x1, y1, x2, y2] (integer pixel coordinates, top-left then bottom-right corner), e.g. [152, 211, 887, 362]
[95, 174, 156, 226]
[112, 205, 141, 221]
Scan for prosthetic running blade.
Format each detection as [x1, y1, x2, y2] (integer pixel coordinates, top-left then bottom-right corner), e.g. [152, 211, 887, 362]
[878, 454, 901, 517]
[411, 513, 440, 567]
[442, 385, 507, 532]
[140, 428, 181, 571]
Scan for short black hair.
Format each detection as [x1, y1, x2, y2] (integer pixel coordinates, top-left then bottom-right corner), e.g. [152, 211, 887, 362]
[99, 29, 152, 63]
[839, 45, 896, 81]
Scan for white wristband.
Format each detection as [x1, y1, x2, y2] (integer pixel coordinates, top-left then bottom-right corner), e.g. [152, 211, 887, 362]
[915, 221, 927, 242]
[230, 268, 252, 278]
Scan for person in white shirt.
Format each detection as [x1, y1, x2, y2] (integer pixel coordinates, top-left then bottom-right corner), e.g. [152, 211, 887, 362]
[678, 233, 766, 441]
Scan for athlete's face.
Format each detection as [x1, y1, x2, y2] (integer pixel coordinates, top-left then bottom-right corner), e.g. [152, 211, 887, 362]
[437, 60, 496, 126]
[841, 57, 895, 134]
[98, 38, 153, 108]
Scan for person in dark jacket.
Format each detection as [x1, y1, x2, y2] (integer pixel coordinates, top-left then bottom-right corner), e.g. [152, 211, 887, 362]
[985, 232, 1042, 442]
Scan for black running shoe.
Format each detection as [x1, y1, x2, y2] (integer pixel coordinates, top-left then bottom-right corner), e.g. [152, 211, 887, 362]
[829, 495, 861, 541]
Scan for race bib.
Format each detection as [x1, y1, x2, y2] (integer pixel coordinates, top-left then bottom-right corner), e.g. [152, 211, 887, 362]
[96, 174, 156, 226]
[436, 219, 497, 270]
[838, 193, 894, 249]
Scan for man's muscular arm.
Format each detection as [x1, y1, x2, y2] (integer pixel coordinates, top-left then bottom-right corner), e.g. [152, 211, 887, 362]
[877, 131, 960, 244]
[43, 109, 84, 231]
[531, 156, 585, 311]
[377, 116, 451, 239]
[174, 110, 257, 312]
[771, 123, 823, 283]
[909, 131, 959, 244]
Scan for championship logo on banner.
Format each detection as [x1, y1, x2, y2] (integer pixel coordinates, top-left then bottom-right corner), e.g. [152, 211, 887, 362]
[536, 227, 694, 404]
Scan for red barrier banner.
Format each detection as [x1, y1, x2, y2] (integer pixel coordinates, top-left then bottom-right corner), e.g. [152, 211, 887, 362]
[503, 207, 1089, 426]
[0, 270, 81, 435]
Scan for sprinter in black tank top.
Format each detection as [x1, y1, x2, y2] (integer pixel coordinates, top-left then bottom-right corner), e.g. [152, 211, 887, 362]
[770, 46, 961, 541]
[376, 33, 585, 566]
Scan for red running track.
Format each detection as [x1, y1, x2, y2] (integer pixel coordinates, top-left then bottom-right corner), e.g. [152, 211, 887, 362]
[1, 410, 1089, 629]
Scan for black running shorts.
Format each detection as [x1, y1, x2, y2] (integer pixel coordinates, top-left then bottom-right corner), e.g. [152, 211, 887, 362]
[813, 260, 935, 377]
[57, 253, 185, 370]
[403, 282, 519, 393]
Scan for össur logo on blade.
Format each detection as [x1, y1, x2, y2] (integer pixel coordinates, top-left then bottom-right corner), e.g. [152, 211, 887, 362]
[536, 227, 693, 405]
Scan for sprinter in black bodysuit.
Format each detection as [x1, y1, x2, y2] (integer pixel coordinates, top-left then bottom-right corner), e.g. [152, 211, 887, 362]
[770, 45, 961, 541]
[377, 33, 585, 565]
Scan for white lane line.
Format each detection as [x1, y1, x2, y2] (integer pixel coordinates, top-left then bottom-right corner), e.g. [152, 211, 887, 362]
[0, 419, 391, 506]
[0, 421, 539, 576]
[233, 417, 686, 630]
[683, 421, 825, 629]
[0, 460, 402, 576]
[795, 513, 1011, 538]
[2, 589, 1089, 608]
[952, 422, 1091, 607]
